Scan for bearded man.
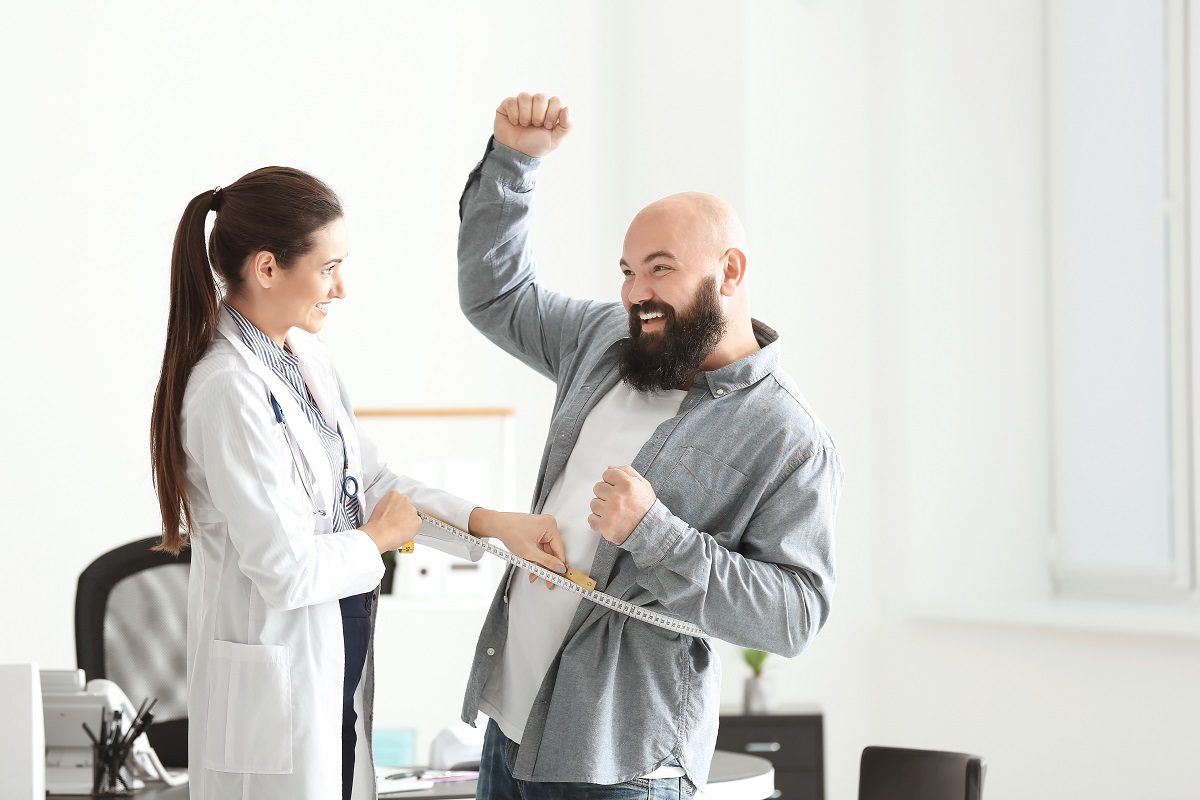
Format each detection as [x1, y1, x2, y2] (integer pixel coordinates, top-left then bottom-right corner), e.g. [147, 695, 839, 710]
[455, 92, 843, 800]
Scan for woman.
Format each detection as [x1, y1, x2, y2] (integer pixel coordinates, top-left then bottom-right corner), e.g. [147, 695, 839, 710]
[150, 167, 566, 800]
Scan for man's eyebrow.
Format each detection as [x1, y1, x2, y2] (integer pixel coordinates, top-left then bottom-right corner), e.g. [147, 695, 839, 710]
[642, 250, 678, 264]
[618, 250, 679, 269]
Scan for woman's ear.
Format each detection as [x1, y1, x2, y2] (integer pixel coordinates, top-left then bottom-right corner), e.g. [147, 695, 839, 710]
[249, 250, 278, 290]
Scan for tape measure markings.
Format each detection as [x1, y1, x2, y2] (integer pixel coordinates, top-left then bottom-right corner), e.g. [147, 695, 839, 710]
[414, 512, 708, 639]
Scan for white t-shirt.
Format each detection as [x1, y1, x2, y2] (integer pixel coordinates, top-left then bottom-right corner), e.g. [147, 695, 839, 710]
[479, 382, 687, 765]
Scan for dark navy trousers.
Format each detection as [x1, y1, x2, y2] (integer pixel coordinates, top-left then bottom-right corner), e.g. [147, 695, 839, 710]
[341, 591, 373, 800]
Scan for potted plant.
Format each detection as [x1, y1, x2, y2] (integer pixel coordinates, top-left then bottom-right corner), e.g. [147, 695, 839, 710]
[742, 648, 771, 714]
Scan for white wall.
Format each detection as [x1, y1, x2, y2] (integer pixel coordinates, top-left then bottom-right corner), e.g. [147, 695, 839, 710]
[1, 1, 1197, 798]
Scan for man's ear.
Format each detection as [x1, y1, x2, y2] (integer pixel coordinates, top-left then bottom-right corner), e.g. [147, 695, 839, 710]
[719, 248, 747, 296]
[249, 250, 279, 290]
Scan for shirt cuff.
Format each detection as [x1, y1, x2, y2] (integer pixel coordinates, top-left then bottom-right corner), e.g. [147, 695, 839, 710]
[481, 137, 542, 191]
[618, 499, 687, 569]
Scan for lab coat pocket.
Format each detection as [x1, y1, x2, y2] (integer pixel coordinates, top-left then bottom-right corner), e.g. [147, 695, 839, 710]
[204, 640, 293, 774]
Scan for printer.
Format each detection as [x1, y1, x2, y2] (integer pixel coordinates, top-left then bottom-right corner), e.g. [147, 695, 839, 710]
[41, 669, 186, 794]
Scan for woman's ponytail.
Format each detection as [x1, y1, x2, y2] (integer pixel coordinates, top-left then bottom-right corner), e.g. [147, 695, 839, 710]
[150, 189, 220, 554]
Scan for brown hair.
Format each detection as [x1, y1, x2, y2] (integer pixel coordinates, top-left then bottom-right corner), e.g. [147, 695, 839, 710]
[151, 167, 343, 554]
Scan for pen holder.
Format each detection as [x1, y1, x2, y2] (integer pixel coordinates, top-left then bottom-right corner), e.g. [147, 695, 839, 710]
[82, 697, 157, 796]
[91, 740, 134, 796]
[85, 704, 152, 797]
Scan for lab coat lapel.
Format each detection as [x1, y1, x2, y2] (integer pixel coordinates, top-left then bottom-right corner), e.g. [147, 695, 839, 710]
[288, 329, 364, 512]
[287, 329, 339, 428]
[215, 314, 333, 516]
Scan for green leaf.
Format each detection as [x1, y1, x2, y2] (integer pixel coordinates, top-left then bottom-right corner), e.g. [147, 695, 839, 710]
[742, 648, 769, 676]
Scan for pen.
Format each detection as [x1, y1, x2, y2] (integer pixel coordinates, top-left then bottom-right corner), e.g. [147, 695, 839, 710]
[124, 697, 154, 744]
[118, 706, 142, 751]
[119, 710, 153, 753]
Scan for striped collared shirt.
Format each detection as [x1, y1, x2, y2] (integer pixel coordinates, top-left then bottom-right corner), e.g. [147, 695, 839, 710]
[224, 304, 362, 532]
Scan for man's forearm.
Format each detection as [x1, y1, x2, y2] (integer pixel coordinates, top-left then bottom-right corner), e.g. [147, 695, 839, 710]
[620, 500, 834, 656]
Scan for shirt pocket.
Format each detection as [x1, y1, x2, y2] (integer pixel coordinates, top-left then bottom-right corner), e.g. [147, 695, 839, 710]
[674, 446, 749, 496]
[204, 640, 293, 774]
[658, 447, 751, 538]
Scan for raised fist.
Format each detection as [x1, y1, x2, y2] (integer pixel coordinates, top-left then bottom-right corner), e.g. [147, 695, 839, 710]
[494, 92, 573, 158]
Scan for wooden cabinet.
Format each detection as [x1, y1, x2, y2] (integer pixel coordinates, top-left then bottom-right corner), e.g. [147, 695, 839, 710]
[716, 713, 824, 800]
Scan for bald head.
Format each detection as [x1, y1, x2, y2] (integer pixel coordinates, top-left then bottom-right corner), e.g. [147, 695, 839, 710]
[628, 192, 747, 262]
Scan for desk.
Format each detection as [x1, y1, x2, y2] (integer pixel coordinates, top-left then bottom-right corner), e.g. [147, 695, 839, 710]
[75, 751, 774, 799]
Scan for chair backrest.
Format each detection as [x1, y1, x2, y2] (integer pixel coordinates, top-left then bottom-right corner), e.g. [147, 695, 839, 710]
[858, 745, 986, 800]
[75, 536, 190, 767]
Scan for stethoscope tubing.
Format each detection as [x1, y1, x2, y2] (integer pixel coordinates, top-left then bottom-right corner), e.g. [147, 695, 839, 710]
[269, 393, 360, 517]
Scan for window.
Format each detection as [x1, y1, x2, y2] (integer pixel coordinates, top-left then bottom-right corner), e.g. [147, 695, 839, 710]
[1047, 0, 1196, 601]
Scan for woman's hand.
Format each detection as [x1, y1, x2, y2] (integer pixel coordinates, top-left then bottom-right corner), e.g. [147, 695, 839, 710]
[361, 491, 422, 554]
[469, 508, 567, 588]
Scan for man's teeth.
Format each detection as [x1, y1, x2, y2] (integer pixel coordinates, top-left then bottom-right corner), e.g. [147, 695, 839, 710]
[639, 311, 664, 321]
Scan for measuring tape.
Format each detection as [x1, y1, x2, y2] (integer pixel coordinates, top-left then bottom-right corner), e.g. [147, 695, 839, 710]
[411, 512, 708, 639]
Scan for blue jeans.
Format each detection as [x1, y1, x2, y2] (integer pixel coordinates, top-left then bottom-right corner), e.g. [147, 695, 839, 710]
[477, 719, 696, 800]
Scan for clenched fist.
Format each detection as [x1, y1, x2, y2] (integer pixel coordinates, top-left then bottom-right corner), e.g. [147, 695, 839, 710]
[494, 92, 573, 158]
[588, 466, 657, 545]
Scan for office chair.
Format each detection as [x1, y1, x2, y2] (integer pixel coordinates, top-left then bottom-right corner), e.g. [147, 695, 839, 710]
[858, 745, 986, 800]
[75, 536, 190, 767]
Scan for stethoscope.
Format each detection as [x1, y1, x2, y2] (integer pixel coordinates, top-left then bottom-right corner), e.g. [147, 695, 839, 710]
[270, 393, 359, 516]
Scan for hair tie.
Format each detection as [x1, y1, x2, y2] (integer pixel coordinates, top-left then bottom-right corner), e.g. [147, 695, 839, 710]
[211, 186, 224, 212]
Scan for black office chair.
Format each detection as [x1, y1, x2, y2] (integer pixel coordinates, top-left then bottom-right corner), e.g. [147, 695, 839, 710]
[858, 745, 986, 800]
[75, 536, 190, 767]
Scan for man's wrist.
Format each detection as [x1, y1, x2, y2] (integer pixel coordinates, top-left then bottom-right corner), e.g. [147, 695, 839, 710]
[491, 138, 543, 164]
[619, 500, 684, 568]
[467, 506, 497, 540]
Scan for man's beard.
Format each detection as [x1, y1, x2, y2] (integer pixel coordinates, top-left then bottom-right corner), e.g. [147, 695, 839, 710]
[618, 276, 728, 392]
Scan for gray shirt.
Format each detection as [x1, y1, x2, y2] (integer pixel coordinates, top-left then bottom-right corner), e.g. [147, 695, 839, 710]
[456, 138, 842, 788]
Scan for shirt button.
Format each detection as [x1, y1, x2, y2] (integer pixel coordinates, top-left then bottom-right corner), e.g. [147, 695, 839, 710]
[486, 647, 496, 656]
[716, 388, 726, 396]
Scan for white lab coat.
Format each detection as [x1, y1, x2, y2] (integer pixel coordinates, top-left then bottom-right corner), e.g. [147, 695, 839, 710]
[180, 313, 479, 800]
